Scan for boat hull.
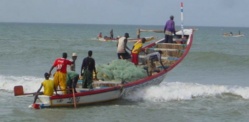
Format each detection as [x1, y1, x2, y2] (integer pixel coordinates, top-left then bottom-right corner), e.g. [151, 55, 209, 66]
[33, 86, 123, 109]
[123, 73, 166, 96]
[51, 89, 122, 107]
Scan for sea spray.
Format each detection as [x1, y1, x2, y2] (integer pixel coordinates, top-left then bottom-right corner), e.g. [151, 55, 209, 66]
[0, 75, 44, 93]
[124, 82, 249, 102]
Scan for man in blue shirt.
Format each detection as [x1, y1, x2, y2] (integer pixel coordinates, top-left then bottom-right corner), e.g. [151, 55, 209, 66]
[164, 15, 176, 43]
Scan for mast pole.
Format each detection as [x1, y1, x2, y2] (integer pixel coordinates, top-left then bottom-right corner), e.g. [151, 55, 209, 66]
[180, 2, 184, 36]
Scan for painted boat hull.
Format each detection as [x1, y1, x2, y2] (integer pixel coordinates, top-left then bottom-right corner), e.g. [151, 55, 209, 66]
[31, 86, 123, 109]
[53, 89, 122, 106]
[223, 34, 244, 37]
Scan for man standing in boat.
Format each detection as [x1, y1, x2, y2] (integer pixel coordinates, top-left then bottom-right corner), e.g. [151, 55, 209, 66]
[110, 29, 114, 39]
[81, 50, 97, 89]
[164, 15, 176, 43]
[67, 53, 79, 93]
[137, 28, 141, 39]
[48, 52, 75, 94]
[117, 33, 131, 60]
[71, 52, 77, 71]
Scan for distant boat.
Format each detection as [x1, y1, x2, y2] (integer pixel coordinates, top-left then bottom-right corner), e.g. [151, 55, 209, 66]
[223, 32, 244, 37]
[97, 36, 156, 43]
[231, 34, 244, 37]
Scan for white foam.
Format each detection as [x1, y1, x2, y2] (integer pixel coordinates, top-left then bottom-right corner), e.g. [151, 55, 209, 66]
[125, 82, 249, 102]
[2, 74, 249, 100]
[0, 75, 43, 93]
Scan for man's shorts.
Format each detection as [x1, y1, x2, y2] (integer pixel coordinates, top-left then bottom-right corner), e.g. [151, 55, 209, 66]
[53, 71, 67, 94]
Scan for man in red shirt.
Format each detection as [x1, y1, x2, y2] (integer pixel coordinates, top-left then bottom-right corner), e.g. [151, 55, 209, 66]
[49, 52, 75, 94]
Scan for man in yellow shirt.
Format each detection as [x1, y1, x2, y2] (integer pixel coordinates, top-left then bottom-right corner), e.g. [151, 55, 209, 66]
[33, 72, 57, 104]
[131, 38, 146, 65]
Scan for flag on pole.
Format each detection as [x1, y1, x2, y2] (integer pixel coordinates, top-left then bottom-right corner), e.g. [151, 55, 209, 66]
[180, 2, 184, 36]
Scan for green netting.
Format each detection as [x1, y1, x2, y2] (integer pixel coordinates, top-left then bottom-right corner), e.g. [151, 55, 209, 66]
[96, 60, 147, 82]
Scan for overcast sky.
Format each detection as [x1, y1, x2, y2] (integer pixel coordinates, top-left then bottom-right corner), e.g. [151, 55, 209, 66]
[0, 0, 248, 27]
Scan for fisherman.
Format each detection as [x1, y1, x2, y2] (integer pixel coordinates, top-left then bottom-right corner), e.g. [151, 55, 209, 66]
[81, 50, 97, 89]
[67, 53, 79, 93]
[137, 28, 141, 39]
[164, 15, 176, 43]
[71, 52, 77, 71]
[117, 33, 131, 60]
[33, 72, 57, 104]
[67, 66, 79, 93]
[146, 50, 165, 76]
[98, 32, 102, 38]
[131, 38, 146, 65]
[110, 29, 114, 39]
[48, 52, 75, 94]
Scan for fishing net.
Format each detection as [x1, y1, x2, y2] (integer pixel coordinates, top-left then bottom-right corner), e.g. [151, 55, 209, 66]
[96, 60, 147, 82]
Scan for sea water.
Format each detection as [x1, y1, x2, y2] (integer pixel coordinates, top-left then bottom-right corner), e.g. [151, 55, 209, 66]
[0, 23, 249, 122]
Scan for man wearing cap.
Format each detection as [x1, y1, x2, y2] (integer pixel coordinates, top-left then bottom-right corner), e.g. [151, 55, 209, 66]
[164, 15, 176, 43]
[117, 33, 131, 59]
[48, 52, 75, 94]
[71, 53, 77, 71]
[66, 53, 79, 93]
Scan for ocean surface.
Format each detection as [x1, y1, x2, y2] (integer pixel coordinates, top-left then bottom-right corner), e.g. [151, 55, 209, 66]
[0, 23, 249, 122]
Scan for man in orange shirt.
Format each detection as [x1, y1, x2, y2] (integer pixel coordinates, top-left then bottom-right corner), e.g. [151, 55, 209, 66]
[131, 38, 146, 65]
[49, 52, 75, 94]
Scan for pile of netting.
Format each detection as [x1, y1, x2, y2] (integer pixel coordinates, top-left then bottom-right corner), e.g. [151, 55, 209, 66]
[96, 60, 147, 82]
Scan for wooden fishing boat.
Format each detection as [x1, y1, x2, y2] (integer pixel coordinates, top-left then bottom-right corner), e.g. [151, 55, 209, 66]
[97, 37, 118, 42]
[231, 34, 244, 37]
[97, 36, 155, 43]
[14, 28, 194, 109]
[223, 32, 244, 37]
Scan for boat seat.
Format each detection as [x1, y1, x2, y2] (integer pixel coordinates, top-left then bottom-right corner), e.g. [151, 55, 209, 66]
[139, 44, 184, 67]
[139, 55, 179, 61]
[138, 55, 178, 70]
[92, 81, 121, 88]
[145, 48, 184, 58]
[77, 88, 91, 92]
[76, 79, 122, 92]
